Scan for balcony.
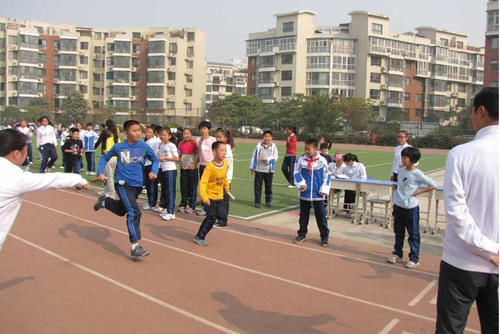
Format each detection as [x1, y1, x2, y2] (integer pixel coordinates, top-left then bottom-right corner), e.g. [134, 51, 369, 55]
[387, 99, 403, 108]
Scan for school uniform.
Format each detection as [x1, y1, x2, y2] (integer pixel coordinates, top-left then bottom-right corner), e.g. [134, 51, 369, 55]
[392, 143, 411, 182]
[81, 130, 99, 173]
[158, 142, 179, 214]
[62, 138, 83, 174]
[250, 142, 278, 206]
[218, 144, 233, 226]
[36, 125, 58, 172]
[143, 136, 161, 207]
[282, 133, 297, 186]
[294, 152, 331, 243]
[16, 126, 33, 164]
[343, 161, 367, 209]
[97, 141, 159, 243]
[196, 136, 216, 178]
[178, 140, 198, 209]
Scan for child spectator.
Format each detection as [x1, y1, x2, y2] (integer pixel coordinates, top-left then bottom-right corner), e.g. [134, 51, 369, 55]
[62, 128, 84, 190]
[250, 130, 278, 208]
[75, 122, 84, 171]
[293, 138, 331, 247]
[343, 153, 367, 212]
[142, 126, 161, 211]
[195, 121, 216, 215]
[36, 116, 58, 173]
[94, 120, 159, 258]
[330, 151, 346, 177]
[59, 125, 69, 169]
[81, 122, 98, 175]
[387, 147, 436, 269]
[158, 128, 179, 221]
[214, 128, 234, 227]
[178, 128, 198, 214]
[193, 141, 229, 246]
[319, 143, 333, 164]
[16, 120, 33, 166]
[282, 126, 297, 188]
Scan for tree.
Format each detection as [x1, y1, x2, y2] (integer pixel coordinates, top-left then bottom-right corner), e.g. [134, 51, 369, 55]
[340, 97, 376, 131]
[0, 106, 21, 125]
[25, 97, 51, 122]
[59, 91, 88, 125]
[301, 95, 343, 138]
[385, 107, 409, 123]
[457, 104, 473, 130]
[208, 94, 263, 128]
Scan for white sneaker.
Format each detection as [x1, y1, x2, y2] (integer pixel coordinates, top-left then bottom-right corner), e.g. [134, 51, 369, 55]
[142, 204, 152, 210]
[161, 213, 176, 221]
[387, 255, 402, 264]
[89, 172, 96, 175]
[97, 191, 104, 196]
[59, 166, 64, 169]
[141, 189, 147, 194]
[405, 261, 420, 269]
[85, 171, 90, 175]
[287, 184, 295, 188]
[153, 206, 163, 213]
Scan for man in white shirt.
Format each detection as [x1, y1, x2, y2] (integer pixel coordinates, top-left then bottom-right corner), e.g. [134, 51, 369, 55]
[436, 87, 499, 334]
[36, 116, 58, 173]
[391, 131, 411, 182]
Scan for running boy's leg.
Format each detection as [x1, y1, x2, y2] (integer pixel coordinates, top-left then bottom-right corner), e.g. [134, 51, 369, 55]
[392, 205, 406, 259]
[405, 206, 420, 263]
[254, 171, 264, 206]
[159, 170, 167, 209]
[196, 201, 217, 240]
[167, 170, 177, 214]
[313, 200, 330, 242]
[116, 184, 142, 243]
[64, 159, 74, 173]
[264, 173, 273, 205]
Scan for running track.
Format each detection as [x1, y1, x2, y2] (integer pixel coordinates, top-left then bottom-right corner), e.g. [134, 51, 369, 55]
[0, 188, 481, 333]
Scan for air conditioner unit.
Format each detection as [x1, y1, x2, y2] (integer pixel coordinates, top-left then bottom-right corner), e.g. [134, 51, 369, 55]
[38, 63, 44, 68]
[380, 84, 386, 89]
[38, 78, 43, 83]
[132, 67, 137, 71]
[130, 95, 136, 99]
[38, 93, 44, 97]
[54, 79, 59, 83]
[167, 82, 175, 87]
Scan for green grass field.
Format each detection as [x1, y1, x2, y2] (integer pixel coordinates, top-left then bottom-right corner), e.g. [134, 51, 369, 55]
[28, 141, 447, 220]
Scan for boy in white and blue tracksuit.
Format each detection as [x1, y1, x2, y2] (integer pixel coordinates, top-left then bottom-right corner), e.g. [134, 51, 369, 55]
[250, 130, 278, 208]
[293, 138, 331, 246]
[81, 123, 98, 174]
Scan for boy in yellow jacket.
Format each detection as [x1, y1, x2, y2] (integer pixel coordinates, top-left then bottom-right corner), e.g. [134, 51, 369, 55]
[193, 141, 229, 246]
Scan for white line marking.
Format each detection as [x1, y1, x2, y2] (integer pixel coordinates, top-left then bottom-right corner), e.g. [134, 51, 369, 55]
[378, 318, 400, 334]
[231, 177, 291, 187]
[365, 158, 431, 169]
[430, 294, 437, 305]
[22, 200, 456, 327]
[8, 233, 239, 334]
[408, 280, 437, 306]
[423, 167, 445, 174]
[235, 205, 300, 220]
[54, 189, 441, 278]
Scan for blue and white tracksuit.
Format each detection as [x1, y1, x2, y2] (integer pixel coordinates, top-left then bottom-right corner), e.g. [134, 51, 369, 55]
[82, 130, 98, 172]
[250, 142, 278, 205]
[294, 153, 331, 241]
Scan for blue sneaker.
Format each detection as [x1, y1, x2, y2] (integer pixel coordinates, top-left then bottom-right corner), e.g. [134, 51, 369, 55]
[130, 245, 149, 258]
[294, 235, 306, 244]
[193, 236, 208, 247]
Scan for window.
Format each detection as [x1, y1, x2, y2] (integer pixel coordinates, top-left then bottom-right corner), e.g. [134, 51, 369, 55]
[167, 71, 176, 81]
[370, 72, 381, 83]
[456, 41, 464, 49]
[404, 93, 410, 101]
[132, 44, 141, 53]
[493, 37, 499, 50]
[306, 72, 329, 85]
[458, 84, 466, 93]
[249, 57, 256, 66]
[167, 86, 175, 95]
[187, 32, 195, 41]
[80, 55, 88, 64]
[307, 56, 330, 69]
[148, 55, 165, 68]
[147, 71, 164, 83]
[282, 54, 293, 65]
[94, 46, 101, 54]
[80, 42, 88, 50]
[94, 32, 102, 40]
[212, 85, 219, 92]
[281, 87, 292, 97]
[187, 47, 194, 57]
[372, 23, 383, 35]
[440, 38, 449, 47]
[186, 74, 193, 83]
[491, 60, 498, 72]
[147, 86, 163, 98]
[226, 86, 232, 93]
[369, 89, 380, 100]
[186, 60, 193, 69]
[169, 57, 176, 65]
[132, 32, 141, 39]
[371, 56, 381, 66]
[281, 70, 292, 81]
[405, 78, 411, 86]
[167, 101, 175, 110]
[283, 22, 294, 33]
[250, 73, 256, 81]
[79, 70, 88, 79]
[416, 94, 423, 103]
[457, 98, 466, 107]
[186, 88, 192, 97]
[132, 57, 140, 67]
[185, 103, 192, 112]
[169, 43, 177, 54]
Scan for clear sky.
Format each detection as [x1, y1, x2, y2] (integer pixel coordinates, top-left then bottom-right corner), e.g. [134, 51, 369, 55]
[0, 0, 487, 64]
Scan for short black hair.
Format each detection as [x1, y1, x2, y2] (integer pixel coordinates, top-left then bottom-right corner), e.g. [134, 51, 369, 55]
[0, 129, 27, 157]
[474, 87, 499, 121]
[70, 127, 79, 134]
[124, 119, 140, 131]
[61, 125, 67, 129]
[153, 125, 162, 134]
[198, 120, 211, 130]
[105, 120, 114, 128]
[38, 116, 49, 122]
[343, 153, 359, 163]
[287, 126, 297, 134]
[305, 138, 318, 148]
[398, 130, 408, 137]
[401, 146, 421, 164]
[319, 143, 329, 150]
[86, 122, 93, 127]
[263, 130, 273, 137]
[212, 141, 225, 150]
[182, 127, 192, 134]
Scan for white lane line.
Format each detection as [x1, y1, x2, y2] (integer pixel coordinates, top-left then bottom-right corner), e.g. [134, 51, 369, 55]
[9, 233, 239, 334]
[54, 189, 441, 278]
[23, 200, 453, 326]
[430, 294, 437, 305]
[378, 318, 400, 334]
[365, 158, 430, 169]
[234, 205, 300, 220]
[408, 280, 437, 307]
[424, 167, 445, 174]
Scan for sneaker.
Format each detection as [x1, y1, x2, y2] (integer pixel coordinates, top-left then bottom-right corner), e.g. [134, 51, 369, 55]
[287, 184, 295, 188]
[196, 208, 206, 216]
[29, 162, 33, 165]
[141, 189, 147, 194]
[161, 213, 176, 221]
[177, 206, 185, 213]
[193, 236, 208, 247]
[405, 261, 420, 269]
[93, 195, 106, 211]
[59, 166, 64, 169]
[387, 255, 402, 264]
[89, 171, 96, 176]
[320, 239, 328, 247]
[185, 207, 194, 213]
[294, 235, 306, 244]
[75, 186, 82, 191]
[153, 206, 163, 213]
[142, 204, 152, 210]
[130, 245, 149, 258]
[265, 202, 272, 208]
[85, 171, 90, 175]
[214, 223, 227, 228]
[255, 203, 261, 208]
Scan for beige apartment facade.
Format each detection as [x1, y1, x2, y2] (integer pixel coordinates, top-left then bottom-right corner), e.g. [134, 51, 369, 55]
[205, 62, 247, 107]
[0, 17, 206, 126]
[246, 11, 484, 122]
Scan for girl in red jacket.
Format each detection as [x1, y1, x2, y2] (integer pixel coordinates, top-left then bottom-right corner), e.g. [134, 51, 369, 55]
[282, 126, 297, 188]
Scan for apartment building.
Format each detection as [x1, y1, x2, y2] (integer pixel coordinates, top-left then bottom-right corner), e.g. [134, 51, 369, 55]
[0, 17, 206, 126]
[246, 11, 484, 122]
[205, 62, 247, 107]
[484, 0, 499, 87]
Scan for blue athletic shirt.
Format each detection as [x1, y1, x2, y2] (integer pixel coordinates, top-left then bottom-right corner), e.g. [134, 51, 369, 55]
[97, 141, 159, 187]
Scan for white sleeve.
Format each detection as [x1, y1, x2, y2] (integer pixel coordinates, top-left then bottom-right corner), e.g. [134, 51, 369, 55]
[444, 152, 499, 259]
[17, 172, 88, 195]
[52, 128, 58, 146]
[36, 129, 41, 148]
[358, 163, 367, 179]
[294, 157, 306, 189]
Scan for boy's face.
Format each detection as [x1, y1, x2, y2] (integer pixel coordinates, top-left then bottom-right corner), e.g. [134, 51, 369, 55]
[262, 133, 272, 144]
[87, 125, 93, 131]
[41, 118, 48, 126]
[20, 120, 27, 127]
[401, 155, 412, 167]
[397, 132, 408, 145]
[213, 144, 226, 161]
[61, 127, 66, 132]
[320, 148, 328, 155]
[304, 143, 317, 157]
[126, 124, 142, 142]
[200, 126, 209, 136]
[182, 130, 192, 141]
[160, 130, 171, 142]
[71, 131, 79, 140]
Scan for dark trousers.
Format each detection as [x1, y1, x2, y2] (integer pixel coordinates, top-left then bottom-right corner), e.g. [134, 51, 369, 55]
[196, 199, 227, 240]
[40, 143, 58, 172]
[180, 168, 198, 208]
[159, 169, 177, 214]
[436, 261, 498, 334]
[218, 190, 230, 225]
[298, 199, 330, 241]
[254, 171, 273, 205]
[85, 151, 95, 172]
[392, 205, 420, 263]
[281, 155, 296, 185]
[104, 184, 142, 243]
[26, 143, 33, 163]
[199, 165, 206, 179]
[344, 190, 356, 210]
[64, 158, 80, 174]
[143, 165, 159, 207]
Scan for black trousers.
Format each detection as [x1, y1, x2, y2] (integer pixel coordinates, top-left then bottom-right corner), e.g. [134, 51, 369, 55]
[344, 190, 356, 210]
[64, 158, 80, 174]
[180, 168, 198, 208]
[281, 155, 296, 185]
[298, 200, 330, 241]
[104, 184, 142, 243]
[254, 171, 273, 205]
[436, 260, 499, 334]
[85, 151, 95, 172]
[40, 143, 58, 172]
[143, 165, 159, 207]
[159, 170, 177, 214]
[196, 199, 227, 240]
